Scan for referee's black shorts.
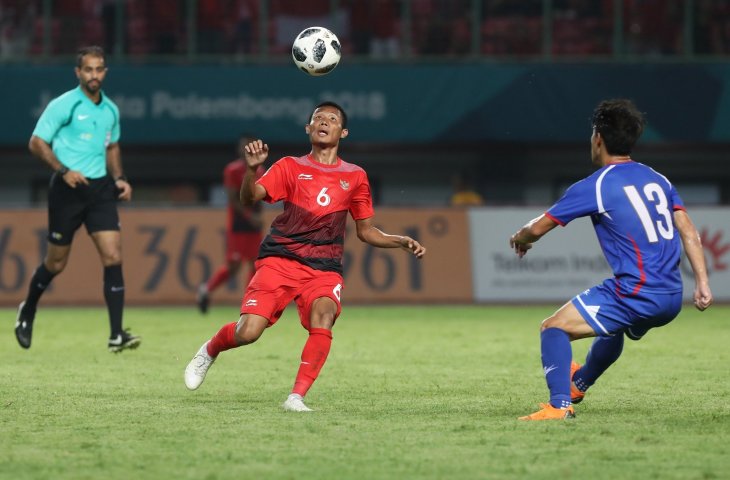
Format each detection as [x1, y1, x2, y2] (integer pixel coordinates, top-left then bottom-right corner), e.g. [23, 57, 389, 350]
[47, 173, 120, 246]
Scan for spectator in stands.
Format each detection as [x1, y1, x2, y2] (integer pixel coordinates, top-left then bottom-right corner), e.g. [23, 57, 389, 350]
[623, 0, 682, 55]
[271, 0, 333, 54]
[55, 0, 83, 54]
[450, 170, 484, 207]
[197, 0, 226, 54]
[695, 0, 730, 54]
[484, 0, 542, 16]
[371, 0, 400, 58]
[0, 1, 35, 59]
[481, 0, 543, 55]
[149, 0, 181, 54]
[348, 0, 372, 55]
[231, 0, 257, 55]
[99, 0, 119, 54]
[554, 0, 601, 19]
[552, 0, 609, 55]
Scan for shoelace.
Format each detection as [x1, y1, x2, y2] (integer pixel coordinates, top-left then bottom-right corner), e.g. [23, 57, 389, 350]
[193, 354, 213, 374]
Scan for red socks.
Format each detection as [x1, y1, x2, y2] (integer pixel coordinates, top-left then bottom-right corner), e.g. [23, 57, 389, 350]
[292, 328, 333, 397]
[206, 265, 231, 292]
[206, 322, 238, 357]
[205, 324, 333, 398]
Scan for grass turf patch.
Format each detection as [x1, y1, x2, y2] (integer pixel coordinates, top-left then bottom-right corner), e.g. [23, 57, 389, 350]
[1, 305, 729, 479]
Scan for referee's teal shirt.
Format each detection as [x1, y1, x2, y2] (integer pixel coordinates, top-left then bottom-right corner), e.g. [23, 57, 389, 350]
[32, 86, 121, 179]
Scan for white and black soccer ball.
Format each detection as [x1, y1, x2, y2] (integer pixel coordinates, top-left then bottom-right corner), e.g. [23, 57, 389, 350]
[291, 26, 341, 76]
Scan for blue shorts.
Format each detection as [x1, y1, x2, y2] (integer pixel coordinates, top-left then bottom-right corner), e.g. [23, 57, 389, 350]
[571, 278, 682, 340]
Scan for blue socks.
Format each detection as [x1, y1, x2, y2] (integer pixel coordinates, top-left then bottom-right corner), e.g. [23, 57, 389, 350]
[541, 327, 572, 409]
[573, 335, 624, 392]
[541, 327, 625, 407]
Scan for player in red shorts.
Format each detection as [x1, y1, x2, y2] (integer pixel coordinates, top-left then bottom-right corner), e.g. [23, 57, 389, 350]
[184, 101, 426, 411]
[197, 135, 265, 313]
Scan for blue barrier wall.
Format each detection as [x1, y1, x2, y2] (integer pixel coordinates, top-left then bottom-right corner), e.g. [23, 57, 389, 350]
[2, 62, 728, 145]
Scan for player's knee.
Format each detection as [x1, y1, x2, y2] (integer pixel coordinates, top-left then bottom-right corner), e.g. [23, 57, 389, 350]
[309, 310, 335, 330]
[309, 297, 337, 329]
[101, 252, 122, 266]
[45, 257, 68, 274]
[234, 327, 260, 345]
[234, 319, 264, 345]
[540, 316, 557, 332]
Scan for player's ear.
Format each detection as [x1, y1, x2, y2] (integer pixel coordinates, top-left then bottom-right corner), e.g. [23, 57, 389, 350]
[305, 124, 311, 135]
[594, 132, 603, 149]
[340, 128, 349, 139]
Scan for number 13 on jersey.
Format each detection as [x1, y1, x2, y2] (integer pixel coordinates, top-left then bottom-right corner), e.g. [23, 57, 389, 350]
[624, 183, 674, 242]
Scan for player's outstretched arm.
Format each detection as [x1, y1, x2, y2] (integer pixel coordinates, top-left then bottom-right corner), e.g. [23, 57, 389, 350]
[240, 139, 269, 205]
[355, 217, 426, 258]
[509, 214, 558, 258]
[674, 209, 713, 311]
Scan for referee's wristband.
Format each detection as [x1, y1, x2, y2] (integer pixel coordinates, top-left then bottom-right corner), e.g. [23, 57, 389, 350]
[114, 174, 128, 182]
[56, 165, 69, 176]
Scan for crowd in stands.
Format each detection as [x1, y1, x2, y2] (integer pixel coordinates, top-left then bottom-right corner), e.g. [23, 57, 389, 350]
[1, 0, 729, 60]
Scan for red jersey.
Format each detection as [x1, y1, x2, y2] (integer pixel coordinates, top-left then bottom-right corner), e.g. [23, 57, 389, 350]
[223, 159, 264, 233]
[256, 154, 375, 273]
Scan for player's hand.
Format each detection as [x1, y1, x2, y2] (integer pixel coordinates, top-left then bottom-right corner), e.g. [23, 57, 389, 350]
[693, 283, 713, 311]
[115, 179, 132, 201]
[62, 170, 89, 188]
[244, 140, 269, 168]
[399, 236, 426, 259]
[509, 234, 532, 258]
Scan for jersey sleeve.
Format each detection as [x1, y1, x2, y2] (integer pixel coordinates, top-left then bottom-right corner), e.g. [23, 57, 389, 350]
[256, 158, 291, 204]
[31, 98, 67, 144]
[546, 177, 599, 226]
[109, 103, 121, 143]
[349, 172, 375, 220]
[669, 184, 685, 211]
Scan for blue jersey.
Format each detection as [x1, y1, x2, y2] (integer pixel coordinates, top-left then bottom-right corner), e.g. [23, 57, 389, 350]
[32, 86, 120, 179]
[547, 161, 684, 296]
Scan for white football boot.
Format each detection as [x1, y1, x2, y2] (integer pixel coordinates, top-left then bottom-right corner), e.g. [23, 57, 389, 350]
[184, 341, 216, 390]
[282, 393, 313, 412]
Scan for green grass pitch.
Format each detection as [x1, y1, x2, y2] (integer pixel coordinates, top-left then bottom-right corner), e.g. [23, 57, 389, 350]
[2, 304, 729, 479]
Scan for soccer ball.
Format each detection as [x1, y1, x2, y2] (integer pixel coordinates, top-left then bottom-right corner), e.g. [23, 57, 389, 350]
[291, 27, 341, 76]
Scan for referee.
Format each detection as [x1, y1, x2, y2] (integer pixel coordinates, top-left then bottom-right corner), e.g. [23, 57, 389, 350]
[15, 46, 141, 353]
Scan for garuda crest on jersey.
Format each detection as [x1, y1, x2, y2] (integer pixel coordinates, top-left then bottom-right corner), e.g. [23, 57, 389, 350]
[339, 179, 350, 190]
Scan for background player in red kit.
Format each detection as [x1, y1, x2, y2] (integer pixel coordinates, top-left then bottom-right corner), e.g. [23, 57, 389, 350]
[184, 101, 426, 411]
[197, 135, 265, 313]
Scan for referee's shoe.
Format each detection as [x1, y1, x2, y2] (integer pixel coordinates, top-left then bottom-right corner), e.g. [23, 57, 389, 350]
[15, 301, 35, 349]
[108, 329, 142, 353]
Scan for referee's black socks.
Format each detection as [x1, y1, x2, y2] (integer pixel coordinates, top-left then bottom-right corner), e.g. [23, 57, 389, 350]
[104, 264, 125, 337]
[24, 263, 57, 313]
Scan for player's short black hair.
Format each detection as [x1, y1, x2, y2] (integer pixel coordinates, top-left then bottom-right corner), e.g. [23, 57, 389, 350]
[591, 99, 645, 156]
[312, 101, 348, 129]
[76, 45, 106, 67]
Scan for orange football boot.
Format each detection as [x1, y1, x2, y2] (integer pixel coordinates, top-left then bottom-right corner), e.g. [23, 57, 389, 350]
[519, 403, 575, 421]
[570, 361, 586, 404]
